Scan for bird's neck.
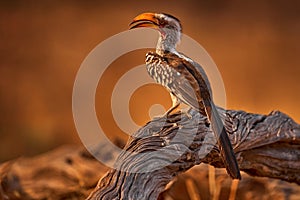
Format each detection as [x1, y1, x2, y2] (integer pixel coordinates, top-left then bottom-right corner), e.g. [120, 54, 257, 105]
[156, 32, 180, 56]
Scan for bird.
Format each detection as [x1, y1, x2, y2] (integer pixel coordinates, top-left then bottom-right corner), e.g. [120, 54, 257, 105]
[129, 12, 241, 179]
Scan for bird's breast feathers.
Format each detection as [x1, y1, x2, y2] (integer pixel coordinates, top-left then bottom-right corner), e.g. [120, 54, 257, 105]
[145, 51, 211, 111]
[145, 52, 178, 87]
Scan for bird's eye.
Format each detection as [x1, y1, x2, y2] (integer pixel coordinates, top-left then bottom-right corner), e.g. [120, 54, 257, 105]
[160, 20, 167, 27]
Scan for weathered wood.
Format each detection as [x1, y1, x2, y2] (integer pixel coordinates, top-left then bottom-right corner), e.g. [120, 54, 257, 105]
[87, 109, 300, 200]
[0, 108, 299, 200]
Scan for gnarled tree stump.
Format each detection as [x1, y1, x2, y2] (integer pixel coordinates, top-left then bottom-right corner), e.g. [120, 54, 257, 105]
[0, 108, 299, 199]
[87, 108, 300, 200]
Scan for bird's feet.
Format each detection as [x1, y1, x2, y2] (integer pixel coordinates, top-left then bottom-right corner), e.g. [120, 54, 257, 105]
[181, 108, 193, 119]
[162, 102, 180, 118]
[185, 111, 193, 119]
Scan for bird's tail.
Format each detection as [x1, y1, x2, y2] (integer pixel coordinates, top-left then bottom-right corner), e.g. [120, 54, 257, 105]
[205, 101, 241, 179]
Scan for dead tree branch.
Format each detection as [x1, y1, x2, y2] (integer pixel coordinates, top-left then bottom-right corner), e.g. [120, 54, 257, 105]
[87, 109, 300, 200]
[0, 109, 299, 200]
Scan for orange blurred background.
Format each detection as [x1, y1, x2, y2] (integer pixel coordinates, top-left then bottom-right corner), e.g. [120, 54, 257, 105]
[0, 0, 299, 163]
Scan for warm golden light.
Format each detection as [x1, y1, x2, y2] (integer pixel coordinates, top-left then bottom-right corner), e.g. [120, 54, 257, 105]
[0, 1, 299, 163]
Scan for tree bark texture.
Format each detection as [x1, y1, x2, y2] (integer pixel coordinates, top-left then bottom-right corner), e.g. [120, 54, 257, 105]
[87, 109, 300, 200]
[0, 109, 299, 200]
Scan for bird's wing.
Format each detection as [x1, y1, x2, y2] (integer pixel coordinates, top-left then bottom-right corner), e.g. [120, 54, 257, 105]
[176, 52, 212, 96]
[162, 52, 212, 113]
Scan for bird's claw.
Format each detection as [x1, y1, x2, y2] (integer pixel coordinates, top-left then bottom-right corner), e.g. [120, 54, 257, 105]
[186, 112, 192, 119]
[162, 102, 180, 118]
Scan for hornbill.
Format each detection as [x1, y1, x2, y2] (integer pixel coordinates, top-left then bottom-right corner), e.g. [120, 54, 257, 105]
[129, 12, 241, 179]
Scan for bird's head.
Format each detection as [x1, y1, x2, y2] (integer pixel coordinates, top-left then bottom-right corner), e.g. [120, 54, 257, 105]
[130, 12, 182, 53]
